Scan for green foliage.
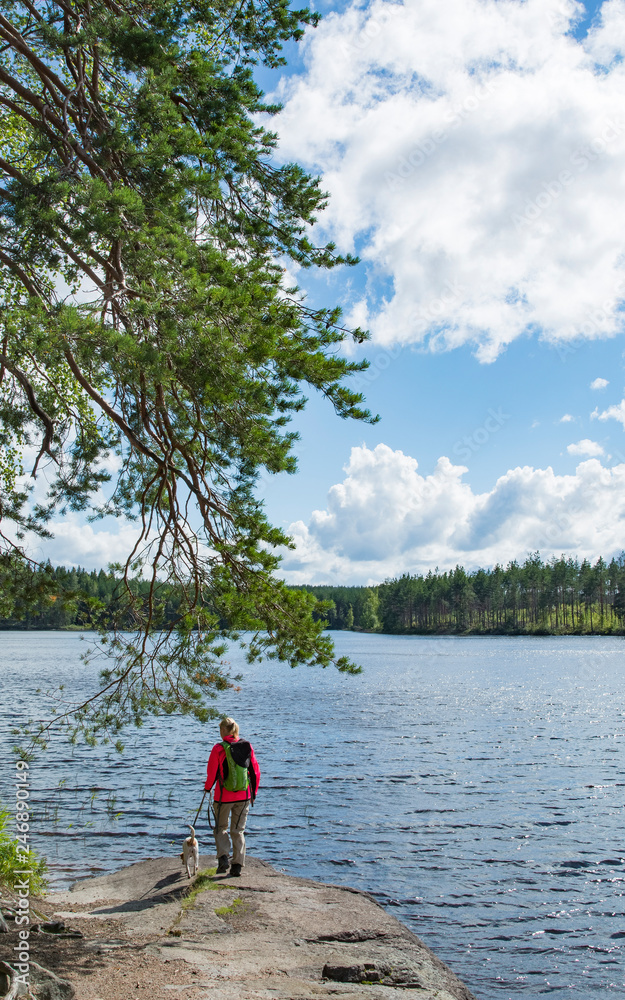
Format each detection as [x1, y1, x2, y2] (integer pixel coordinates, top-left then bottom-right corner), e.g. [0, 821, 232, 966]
[7, 552, 625, 638]
[298, 552, 625, 635]
[0, 563, 189, 629]
[214, 897, 245, 916]
[0, 553, 58, 620]
[0, 0, 374, 744]
[0, 802, 48, 896]
[181, 867, 223, 908]
[296, 585, 374, 630]
[359, 588, 380, 630]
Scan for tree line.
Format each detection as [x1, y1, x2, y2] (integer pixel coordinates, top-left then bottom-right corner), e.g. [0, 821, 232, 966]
[6, 552, 625, 636]
[299, 553, 625, 635]
[0, 564, 184, 630]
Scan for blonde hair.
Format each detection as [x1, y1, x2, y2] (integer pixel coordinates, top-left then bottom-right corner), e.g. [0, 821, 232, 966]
[220, 717, 239, 738]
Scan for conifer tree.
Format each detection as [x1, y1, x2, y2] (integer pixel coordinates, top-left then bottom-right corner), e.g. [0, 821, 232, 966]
[0, 0, 373, 744]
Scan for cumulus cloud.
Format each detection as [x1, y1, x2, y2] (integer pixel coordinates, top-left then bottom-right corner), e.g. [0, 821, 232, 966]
[559, 413, 574, 422]
[587, 0, 625, 64]
[279, 443, 625, 583]
[274, 0, 625, 360]
[6, 513, 141, 571]
[5, 448, 139, 571]
[567, 438, 605, 456]
[591, 377, 610, 389]
[18, 442, 625, 581]
[29, 517, 141, 569]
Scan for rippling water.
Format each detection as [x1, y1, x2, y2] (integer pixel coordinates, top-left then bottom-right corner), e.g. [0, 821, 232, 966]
[1, 631, 624, 998]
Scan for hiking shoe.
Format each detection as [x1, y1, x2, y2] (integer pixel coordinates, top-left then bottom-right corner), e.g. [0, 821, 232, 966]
[216, 855, 230, 874]
[229, 863, 242, 878]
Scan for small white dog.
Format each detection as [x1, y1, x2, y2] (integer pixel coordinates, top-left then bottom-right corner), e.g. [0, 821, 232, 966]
[180, 825, 199, 878]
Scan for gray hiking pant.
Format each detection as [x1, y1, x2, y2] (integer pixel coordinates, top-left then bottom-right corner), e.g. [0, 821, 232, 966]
[212, 800, 250, 866]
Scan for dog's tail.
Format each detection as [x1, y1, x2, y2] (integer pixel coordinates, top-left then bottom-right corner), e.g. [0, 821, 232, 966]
[188, 825, 195, 838]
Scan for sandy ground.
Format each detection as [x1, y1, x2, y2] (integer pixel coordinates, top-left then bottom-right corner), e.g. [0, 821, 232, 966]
[1, 856, 479, 1000]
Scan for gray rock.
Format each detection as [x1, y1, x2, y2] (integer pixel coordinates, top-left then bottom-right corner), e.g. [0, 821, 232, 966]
[314, 928, 390, 943]
[28, 962, 75, 1000]
[48, 855, 478, 1000]
[40, 922, 83, 939]
[0, 961, 76, 1000]
[323, 962, 389, 983]
[0, 962, 12, 998]
[323, 961, 427, 988]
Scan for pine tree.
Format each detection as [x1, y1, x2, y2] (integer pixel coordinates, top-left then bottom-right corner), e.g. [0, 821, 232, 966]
[0, 0, 373, 744]
[359, 588, 379, 630]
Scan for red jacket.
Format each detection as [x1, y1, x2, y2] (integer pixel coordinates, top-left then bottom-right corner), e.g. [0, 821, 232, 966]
[205, 735, 261, 802]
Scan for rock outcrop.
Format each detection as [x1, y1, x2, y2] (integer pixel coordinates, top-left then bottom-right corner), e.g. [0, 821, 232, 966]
[2, 856, 479, 1000]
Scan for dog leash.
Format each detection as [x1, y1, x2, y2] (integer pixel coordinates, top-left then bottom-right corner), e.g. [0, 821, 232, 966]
[193, 790, 207, 828]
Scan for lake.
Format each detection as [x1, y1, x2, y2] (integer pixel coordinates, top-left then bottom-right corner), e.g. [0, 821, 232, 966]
[1, 631, 624, 998]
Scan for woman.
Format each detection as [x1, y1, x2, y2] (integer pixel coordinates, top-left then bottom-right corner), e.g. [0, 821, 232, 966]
[205, 716, 261, 877]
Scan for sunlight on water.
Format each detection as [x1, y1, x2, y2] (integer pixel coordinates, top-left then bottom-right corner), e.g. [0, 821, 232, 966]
[1, 631, 624, 998]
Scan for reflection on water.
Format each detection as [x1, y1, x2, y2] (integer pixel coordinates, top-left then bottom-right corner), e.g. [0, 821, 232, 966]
[1, 631, 624, 998]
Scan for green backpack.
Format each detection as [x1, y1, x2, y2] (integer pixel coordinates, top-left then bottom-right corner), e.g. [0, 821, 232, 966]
[219, 740, 252, 796]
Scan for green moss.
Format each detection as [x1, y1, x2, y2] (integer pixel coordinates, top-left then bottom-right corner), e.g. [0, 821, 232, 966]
[168, 867, 225, 935]
[214, 897, 244, 916]
[181, 867, 223, 910]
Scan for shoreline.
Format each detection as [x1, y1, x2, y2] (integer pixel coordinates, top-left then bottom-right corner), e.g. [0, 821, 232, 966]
[1, 855, 479, 1000]
[1, 624, 623, 636]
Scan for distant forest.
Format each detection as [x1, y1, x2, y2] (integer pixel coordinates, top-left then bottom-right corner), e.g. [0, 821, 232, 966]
[2, 553, 625, 635]
[301, 553, 625, 634]
[0, 565, 182, 631]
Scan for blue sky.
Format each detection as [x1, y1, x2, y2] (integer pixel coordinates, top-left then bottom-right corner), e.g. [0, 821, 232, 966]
[262, 334, 625, 523]
[256, 0, 625, 583]
[33, 0, 625, 583]
[576, 0, 607, 35]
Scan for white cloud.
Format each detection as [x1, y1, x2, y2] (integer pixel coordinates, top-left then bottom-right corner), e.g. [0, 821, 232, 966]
[592, 398, 625, 427]
[275, 0, 625, 360]
[567, 438, 605, 456]
[279, 443, 625, 583]
[4, 447, 144, 571]
[590, 377, 609, 389]
[559, 413, 574, 422]
[11, 514, 141, 571]
[587, 0, 625, 65]
[15, 441, 625, 581]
